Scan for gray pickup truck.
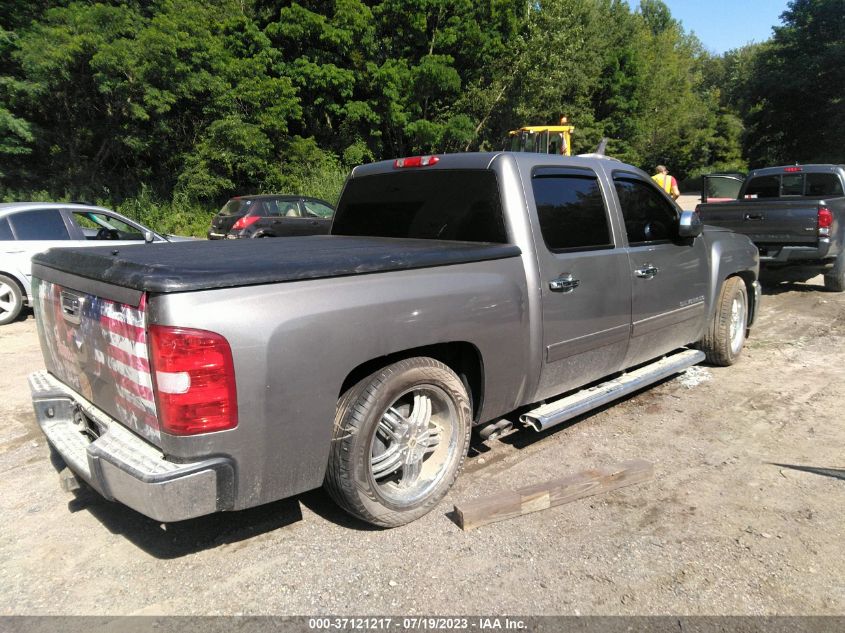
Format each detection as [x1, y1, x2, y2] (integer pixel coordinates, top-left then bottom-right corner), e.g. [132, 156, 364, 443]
[28, 152, 760, 527]
[696, 164, 845, 291]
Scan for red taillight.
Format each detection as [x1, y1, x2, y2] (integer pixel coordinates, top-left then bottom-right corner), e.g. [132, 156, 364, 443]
[149, 325, 238, 436]
[784, 166, 802, 173]
[231, 215, 260, 231]
[818, 207, 833, 237]
[394, 155, 440, 168]
[818, 207, 833, 228]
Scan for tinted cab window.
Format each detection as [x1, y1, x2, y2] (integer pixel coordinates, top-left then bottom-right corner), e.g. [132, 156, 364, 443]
[613, 176, 678, 245]
[531, 168, 612, 251]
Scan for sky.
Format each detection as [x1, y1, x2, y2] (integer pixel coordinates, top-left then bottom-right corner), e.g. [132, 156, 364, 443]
[630, 1, 792, 54]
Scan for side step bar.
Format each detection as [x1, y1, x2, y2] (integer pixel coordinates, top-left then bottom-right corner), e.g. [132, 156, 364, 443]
[520, 349, 705, 432]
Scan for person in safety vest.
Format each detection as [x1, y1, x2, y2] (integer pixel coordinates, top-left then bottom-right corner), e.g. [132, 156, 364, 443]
[651, 165, 680, 200]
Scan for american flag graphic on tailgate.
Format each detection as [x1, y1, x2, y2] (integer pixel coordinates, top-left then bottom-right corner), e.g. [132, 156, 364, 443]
[33, 278, 161, 443]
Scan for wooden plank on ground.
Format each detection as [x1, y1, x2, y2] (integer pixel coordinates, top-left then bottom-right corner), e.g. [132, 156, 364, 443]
[453, 459, 654, 531]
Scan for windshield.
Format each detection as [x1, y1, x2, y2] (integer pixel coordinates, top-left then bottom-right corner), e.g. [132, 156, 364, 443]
[333, 170, 507, 243]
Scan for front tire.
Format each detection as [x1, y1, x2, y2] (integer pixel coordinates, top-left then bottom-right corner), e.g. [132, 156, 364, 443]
[325, 357, 472, 527]
[698, 276, 748, 366]
[0, 274, 23, 326]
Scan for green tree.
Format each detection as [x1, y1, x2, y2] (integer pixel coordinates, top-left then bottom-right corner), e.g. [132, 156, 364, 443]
[0, 28, 33, 179]
[10, 1, 301, 201]
[742, 0, 845, 165]
[0, 0, 762, 210]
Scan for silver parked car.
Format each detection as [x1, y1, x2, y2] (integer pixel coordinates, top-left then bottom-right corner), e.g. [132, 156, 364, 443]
[0, 202, 193, 325]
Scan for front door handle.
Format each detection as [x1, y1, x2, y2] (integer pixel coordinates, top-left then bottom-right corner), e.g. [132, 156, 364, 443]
[744, 213, 764, 220]
[634, 264, 659, 279]
[549, 274, 580, 293]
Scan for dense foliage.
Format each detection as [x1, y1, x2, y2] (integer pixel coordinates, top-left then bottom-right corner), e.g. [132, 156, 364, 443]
[0, 0, 841, 234]
[708, 0, 845, 168]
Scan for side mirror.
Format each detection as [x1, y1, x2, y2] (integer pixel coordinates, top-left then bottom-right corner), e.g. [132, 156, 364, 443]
[678, 210, 702, 238]
[143, 230, 155, 244]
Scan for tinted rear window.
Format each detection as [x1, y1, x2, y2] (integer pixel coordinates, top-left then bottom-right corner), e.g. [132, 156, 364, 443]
[743, 172, 844, 198]
[743, 175, 780, 198]
[333, 170, 507, 243]
[218, 199, 252, 216]
[806, 173, 844, 197]
[0, 217, 12, 240]
[781, 174, 804, 196]
[8, 209, 71, 240]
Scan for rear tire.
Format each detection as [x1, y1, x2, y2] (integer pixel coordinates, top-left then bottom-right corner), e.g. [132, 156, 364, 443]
[823, 253, 845, 292]
[698, 276, 748, 366]
[325, 357, 472, 527]
[0, 274, 23, 326]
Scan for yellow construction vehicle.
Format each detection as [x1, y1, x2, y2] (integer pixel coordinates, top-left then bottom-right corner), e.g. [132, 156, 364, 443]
[505, 117, 575, 156]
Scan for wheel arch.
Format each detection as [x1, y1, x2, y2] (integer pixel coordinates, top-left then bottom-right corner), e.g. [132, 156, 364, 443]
[726, 270, 757, 328]
[339, 342, 485, 423]
[705, 231, 759, 328]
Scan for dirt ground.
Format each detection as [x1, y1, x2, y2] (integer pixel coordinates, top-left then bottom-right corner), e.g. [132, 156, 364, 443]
[1, 275, 843, 616]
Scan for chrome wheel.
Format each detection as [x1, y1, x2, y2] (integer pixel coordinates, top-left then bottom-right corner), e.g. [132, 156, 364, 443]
[0, 276, 22, 325]
[729, 291, 747, 355]
[0, 282, 15, 314]
[326, 356, 471, 527]
[369, 385, 459, 506]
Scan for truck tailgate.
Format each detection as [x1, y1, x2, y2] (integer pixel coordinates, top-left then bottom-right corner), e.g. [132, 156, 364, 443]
[698, 200, 819, 245]
[32, 277, 161, 445]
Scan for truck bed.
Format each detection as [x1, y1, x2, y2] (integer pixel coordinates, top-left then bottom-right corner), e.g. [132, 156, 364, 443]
[32, 235, 521, 301]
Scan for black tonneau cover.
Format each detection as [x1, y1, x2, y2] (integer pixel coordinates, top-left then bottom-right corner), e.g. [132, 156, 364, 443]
[32, 235, 521, 296]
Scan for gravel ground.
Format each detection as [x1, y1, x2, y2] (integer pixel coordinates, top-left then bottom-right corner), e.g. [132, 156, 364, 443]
[0, 275, 843, 616]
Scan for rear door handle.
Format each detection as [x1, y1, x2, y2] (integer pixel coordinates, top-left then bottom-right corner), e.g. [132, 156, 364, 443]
[549, 274, 580, 293]
[744, 213, 764, 220]
[634, 264, 659, 279]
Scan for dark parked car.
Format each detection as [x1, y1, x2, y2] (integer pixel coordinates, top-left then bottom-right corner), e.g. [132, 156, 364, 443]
[207, 195, 335, 240]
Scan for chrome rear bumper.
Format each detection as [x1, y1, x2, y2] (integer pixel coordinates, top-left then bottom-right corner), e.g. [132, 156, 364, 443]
[29, 370, 233, 522]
